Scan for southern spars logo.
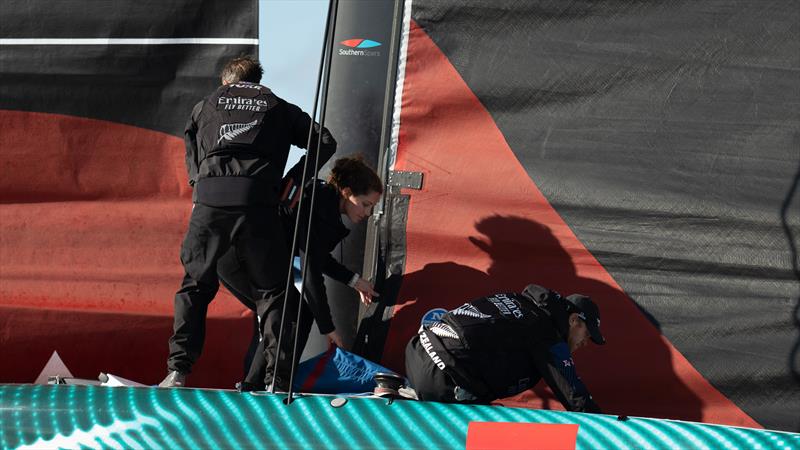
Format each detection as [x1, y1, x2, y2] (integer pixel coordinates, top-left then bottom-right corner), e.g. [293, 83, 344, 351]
[339, 38, 382, 57]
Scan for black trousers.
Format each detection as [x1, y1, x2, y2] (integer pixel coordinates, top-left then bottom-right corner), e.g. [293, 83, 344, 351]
[240, 300, 313, 389]
[166, 203, 298, 388]
[404, 335, 458, 402]
[218, 257, 314, 389]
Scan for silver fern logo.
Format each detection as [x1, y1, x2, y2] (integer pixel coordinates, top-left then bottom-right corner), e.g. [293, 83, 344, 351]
[452, 303, 492, 319]
[218, 120, 258, 144]
[429, 322, 460, 340]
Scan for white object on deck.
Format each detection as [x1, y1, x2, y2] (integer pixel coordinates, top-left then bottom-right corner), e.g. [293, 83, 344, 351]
[100, 373, 146, 387]
[34, 351, 73, 384]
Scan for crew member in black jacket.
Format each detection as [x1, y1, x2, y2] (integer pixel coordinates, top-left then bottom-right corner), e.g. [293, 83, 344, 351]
[405, 284, 605, 413]
[220, 156, 382, 391]
[160, 56, 336, 389]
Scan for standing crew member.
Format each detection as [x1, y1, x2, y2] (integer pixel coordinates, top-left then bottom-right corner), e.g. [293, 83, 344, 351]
[160, 56, 336, 389]
[221, 156, 383, 391]
[405, 284, 605, 412]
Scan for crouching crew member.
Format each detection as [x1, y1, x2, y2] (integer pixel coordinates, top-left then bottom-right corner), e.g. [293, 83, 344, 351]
[405, 284, 605, 413]
[221, 156, 383, 391]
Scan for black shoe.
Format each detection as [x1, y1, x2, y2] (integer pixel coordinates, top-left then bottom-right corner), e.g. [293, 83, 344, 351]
[236, 381, 265, 393]
[266, 379, 290, 393]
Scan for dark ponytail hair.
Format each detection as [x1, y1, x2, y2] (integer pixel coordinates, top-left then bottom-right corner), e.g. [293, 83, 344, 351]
[328, 156, 383, 196]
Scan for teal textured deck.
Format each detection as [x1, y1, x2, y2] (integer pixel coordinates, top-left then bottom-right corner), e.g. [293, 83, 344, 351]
[1, 385, 798, 449]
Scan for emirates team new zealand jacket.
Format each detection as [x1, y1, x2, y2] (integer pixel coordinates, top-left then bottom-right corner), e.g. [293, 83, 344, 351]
[184, 82, 336, 206]
[420, 284, 601, 413]
[292, 180, 353, 335]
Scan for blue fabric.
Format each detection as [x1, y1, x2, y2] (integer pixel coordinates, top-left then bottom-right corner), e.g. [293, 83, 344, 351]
[548, 342, 588, 396]
[292, 347, 402, 394]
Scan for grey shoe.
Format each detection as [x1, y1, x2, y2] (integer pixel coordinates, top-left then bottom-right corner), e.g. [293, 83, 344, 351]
[398, 387, 419, 400]
[158, 371, 186, 388]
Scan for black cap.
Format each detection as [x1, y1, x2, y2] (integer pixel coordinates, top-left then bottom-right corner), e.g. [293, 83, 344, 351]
[565, 294, 605, 345]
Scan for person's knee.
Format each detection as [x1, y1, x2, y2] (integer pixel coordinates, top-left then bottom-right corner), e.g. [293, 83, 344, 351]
[175, 279, 218, 305]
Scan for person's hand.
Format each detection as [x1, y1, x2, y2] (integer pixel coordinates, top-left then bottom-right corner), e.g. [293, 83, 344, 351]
[326, 331, 344, 348]
[353, 278, 379, 306]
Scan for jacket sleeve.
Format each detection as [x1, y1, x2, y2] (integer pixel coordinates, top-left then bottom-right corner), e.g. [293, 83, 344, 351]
[321, 252, 355, 286]
[284, 103, 337, 186]
[532, 341, 602, 413]
[300, 250, 336, 335]
[184, 101, 204, 187]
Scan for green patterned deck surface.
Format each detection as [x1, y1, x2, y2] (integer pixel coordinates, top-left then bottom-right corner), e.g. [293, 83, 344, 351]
[1, 385, 797, 449]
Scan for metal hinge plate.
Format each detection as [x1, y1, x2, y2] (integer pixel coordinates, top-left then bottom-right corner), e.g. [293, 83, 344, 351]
[387, 170, 423, 190]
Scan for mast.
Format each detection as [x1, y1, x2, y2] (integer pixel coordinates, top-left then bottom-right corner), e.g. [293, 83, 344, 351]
[320, 0, 406, 352]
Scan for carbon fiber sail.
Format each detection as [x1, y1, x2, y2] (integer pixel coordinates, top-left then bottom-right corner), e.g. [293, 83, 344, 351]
[363, 0, 800, 432]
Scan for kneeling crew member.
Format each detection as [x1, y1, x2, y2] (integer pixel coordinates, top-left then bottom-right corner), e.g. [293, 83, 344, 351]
[405, 284, 605, 413]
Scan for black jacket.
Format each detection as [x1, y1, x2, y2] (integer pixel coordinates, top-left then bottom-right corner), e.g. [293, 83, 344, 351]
[292, 181, 353, 334]
[184, 82, 336, 206]
[217, 181, 353, 335]
[420, 284, 601, 413]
